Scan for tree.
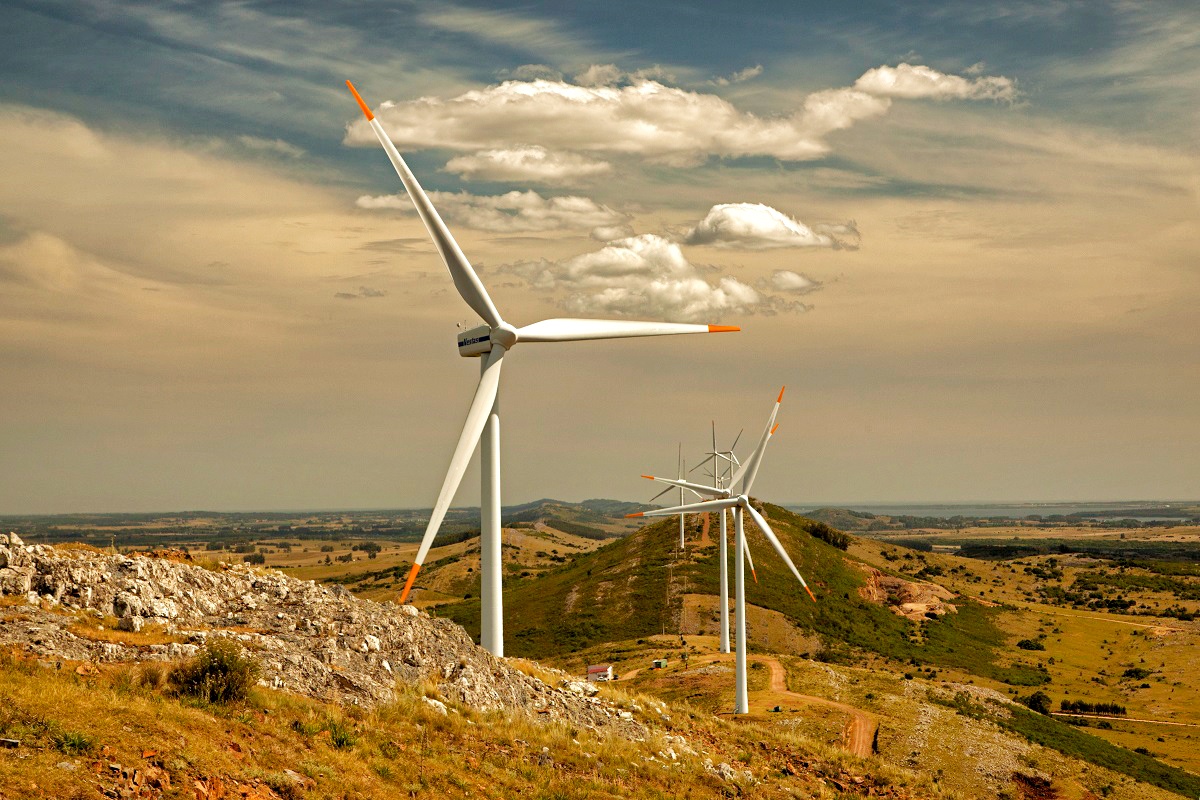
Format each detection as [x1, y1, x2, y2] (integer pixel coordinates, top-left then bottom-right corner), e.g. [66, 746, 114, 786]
[1022, 691, 1052, 715]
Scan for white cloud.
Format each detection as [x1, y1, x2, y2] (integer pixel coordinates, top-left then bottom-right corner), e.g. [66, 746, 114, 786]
[356, 189, 627, 234]
[346, 63, 1016, 165]
[574, 64, 624, 87]
[590, 224, 636, 241]
[526, 235, 760, 321]
[499, 234, 816, 322]
[770, 270, 820, 293]
[854, 63, 1017, 101]
[443, 146, 611, 184]
[714, 65, 764, 86]
[683, 203, 859, 250]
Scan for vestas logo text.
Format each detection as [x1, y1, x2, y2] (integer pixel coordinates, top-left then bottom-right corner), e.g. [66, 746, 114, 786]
[458, 335, 490, 348]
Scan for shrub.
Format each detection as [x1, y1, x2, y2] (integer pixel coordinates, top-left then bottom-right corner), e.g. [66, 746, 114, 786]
[52, 729, 96, 755]
[326, 717, 358, 749]
[1022, 690, 1052, 715]
[170, 639, 261, 703]
[1016, 639, 1046, 651]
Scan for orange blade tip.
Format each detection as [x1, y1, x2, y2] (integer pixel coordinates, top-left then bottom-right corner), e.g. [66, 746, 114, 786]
[777, 386, 786, 402]
[626, 512, 644, 518]
[751, 569, 759, 584]
[346, 80, 374, 121]
[771, 423, 780, 435]
[805, 586, 817, 602]
[708, 325, 740, 333]
[641, 474, 655, 480]
[398, 562, 421, 604]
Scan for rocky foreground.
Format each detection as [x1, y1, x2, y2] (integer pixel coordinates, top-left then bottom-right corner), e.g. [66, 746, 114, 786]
[0, 534, 649, 739]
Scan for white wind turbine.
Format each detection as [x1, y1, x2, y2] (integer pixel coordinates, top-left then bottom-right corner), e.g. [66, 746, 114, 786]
[346, 81, 740, 657]
[644, 444, 693, 551]
[629, 388, 815, 714]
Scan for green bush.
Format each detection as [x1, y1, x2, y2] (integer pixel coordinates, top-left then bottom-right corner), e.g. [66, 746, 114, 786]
[1022, 690, 1052, 715]
[170, 639, 261, 703]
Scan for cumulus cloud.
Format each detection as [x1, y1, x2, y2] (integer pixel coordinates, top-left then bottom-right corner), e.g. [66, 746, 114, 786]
[505, 234, 759, 321]
[590, 224, 636, 241]
[347, 63, 1015, 165]
[443, 145, 611, 184]
[356, 189, 627, 234]
[854, 63, 1017, 101]
[683, 203, 859, 250]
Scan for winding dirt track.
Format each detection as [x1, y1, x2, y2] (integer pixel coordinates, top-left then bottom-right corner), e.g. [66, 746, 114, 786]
[758, 656, 877, 758]
[625, 653, 877, 757]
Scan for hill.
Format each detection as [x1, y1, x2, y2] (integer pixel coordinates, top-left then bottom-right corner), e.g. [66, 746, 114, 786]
[0, 534, 951, 799]
[436, 504, 1048, 686]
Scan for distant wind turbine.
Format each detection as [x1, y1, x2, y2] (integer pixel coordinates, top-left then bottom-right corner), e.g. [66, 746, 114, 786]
[346, 81, 740, 657]
[630, 388, 814, 713]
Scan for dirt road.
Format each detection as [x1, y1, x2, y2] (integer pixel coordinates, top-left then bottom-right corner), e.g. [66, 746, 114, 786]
[759, 656, 877, 757]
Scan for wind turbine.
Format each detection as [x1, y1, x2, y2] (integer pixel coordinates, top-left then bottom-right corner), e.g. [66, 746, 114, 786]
[645, 444, 691, 551]
[346, 81, 739, 657]
[629, 388, 815, 713]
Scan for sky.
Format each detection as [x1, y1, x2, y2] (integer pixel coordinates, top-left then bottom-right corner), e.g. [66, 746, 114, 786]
[1, 1, 1197, 514]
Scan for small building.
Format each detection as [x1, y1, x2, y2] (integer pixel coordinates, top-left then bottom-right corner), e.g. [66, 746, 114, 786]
[651, 659, 668, 670]
[586, 664, 614, 682]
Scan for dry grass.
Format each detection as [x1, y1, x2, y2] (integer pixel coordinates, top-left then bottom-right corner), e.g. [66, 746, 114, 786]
[66, 615, 184, 647]
[0, 646, 959, 799]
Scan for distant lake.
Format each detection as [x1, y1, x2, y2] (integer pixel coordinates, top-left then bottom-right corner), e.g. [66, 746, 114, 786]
[787, 502, 1198, 521]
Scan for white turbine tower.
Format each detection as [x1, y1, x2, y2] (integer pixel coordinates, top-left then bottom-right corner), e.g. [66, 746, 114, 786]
[346, 81, 740, 657]
[629, 388, 815, 713]
[645, 444, 691, 551]
[693, 424, 742, 654]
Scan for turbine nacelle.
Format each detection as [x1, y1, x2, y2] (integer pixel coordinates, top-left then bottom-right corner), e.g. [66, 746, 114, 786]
[456, 322, 519, 357]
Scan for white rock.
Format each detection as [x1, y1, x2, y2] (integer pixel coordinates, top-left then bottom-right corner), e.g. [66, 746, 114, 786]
[421, 697, 448, 715]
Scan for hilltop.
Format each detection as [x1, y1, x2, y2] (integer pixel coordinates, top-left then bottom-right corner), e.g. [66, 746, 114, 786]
[438, 504, 1045, 686]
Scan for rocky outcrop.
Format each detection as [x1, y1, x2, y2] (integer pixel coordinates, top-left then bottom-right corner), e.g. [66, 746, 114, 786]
[856, 566, 957, 621]
[0, 534, 646, 738]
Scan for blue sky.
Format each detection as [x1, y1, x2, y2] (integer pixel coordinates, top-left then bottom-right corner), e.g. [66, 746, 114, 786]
[1, 1, 1197, 512]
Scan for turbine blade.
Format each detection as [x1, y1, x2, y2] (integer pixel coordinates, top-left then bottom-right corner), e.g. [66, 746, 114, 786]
[398, 346, 506, 603]
[515, 318, 738, 343]
[642, 475, 726, 497]
[346, 80, 502, 328]
[744, 503, 815, 600]
[730, 428, 743, 453]
[733, 387, 783, 494]
[649, 485, 674, 503]
[741, 532, 757, 583]
[627, 497, 738, 518]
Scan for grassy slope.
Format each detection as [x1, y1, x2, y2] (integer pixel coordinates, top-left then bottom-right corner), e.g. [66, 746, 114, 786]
[0, 649, 948, 800]
[438, 505, 1045, 685]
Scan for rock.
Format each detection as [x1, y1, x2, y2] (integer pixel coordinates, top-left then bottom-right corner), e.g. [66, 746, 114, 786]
[0, 544, 651, 742]
[561, 679, 599, 697]
[421, 697, 449, 715]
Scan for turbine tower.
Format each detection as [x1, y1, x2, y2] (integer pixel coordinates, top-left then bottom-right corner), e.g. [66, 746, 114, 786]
[346, 81, 740, 657]
[630, 388, 814, 713]
[693, 424, 742, 654]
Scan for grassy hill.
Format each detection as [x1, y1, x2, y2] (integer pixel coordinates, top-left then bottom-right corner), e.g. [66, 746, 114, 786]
[437, 504, 1048, 685]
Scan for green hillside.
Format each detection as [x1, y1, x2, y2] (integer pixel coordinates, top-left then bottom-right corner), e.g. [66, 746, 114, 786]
[438, 504, 1047, 685]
